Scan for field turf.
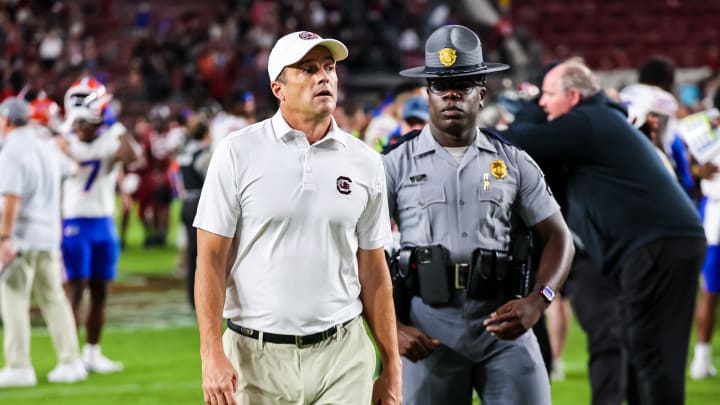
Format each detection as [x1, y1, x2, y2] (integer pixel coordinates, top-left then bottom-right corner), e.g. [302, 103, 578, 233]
[1, 201, 718, 403]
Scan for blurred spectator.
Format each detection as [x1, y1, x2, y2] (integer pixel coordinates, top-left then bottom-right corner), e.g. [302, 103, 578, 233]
[690, 90, 720, 380]
[364, 80, 425, 152]
[382, 94, 428, 151]
[176, 115, 211, 309]
[0, 97, 86, 386]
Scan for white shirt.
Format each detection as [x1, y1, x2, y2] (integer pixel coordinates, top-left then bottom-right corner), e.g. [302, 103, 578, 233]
[0, 126, 76, 250]
[210, 111, 250, 151]
[63, 122, 125, 218]
[194, 111, 393, 335]
[701, 153, 720, 199]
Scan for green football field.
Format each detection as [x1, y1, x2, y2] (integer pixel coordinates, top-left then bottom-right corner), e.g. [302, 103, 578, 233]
[1, 201, 719, 404]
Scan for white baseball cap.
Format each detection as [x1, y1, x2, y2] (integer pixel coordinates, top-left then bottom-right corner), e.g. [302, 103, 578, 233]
[268, 31, 348, 81]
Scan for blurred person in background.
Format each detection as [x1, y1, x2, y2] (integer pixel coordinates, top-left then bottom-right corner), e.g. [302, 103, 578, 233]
[689, 89, 720, 380]
[619, 83, 679, 177]
[636, 56, 694, 194]
[503, 60, 706, 405]
[60, 77, 142, 374]
[177, 114, 212, 309]
[210, 94, 254, 151]
[382, 94, 429, 151]
[27, 91, 62, 137]
[364, 81, 425, 152]
[135, 104, 182, 247]
[0, 97, 86, 387]
[335, 99, 368, 139]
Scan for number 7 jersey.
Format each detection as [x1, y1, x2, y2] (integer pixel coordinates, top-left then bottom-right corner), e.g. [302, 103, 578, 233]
[62, 123, 125, 218]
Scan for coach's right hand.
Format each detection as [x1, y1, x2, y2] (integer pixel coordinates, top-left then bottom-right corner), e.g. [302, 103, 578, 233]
[202, 350, 238, 405]
[397, 322, 440, 362]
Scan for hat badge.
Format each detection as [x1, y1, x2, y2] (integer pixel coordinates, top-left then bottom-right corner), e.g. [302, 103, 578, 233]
[438, 48, 457, 67]
[490, 159, 507, 179]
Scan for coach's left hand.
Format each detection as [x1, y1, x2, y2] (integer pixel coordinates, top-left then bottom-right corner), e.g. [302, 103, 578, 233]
[201, 350, 238, 405]
[482, 294, 547, 340]
[373, 359, 402, 405]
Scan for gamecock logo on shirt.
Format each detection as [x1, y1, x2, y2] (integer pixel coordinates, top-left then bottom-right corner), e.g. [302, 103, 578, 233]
[336, 176, 352, 195]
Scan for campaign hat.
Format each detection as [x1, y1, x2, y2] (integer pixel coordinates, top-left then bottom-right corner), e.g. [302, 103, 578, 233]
[400, 25, 509, 78]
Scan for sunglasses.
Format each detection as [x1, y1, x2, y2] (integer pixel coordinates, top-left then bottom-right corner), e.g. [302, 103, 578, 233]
[427, 78, 485, 95]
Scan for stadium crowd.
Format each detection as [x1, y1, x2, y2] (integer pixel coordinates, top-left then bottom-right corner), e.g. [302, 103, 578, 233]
[1, 0, 720, 404]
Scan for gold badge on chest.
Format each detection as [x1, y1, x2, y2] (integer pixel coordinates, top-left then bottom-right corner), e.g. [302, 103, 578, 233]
[490, 159, 507, 179]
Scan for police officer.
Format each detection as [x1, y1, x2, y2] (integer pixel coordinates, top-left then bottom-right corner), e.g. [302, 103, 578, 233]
[382, 25, 575, 405]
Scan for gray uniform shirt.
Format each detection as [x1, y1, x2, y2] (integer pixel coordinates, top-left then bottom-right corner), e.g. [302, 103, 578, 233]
[383, 126, 560, 333]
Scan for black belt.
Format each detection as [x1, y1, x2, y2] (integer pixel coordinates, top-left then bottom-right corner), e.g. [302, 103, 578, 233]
[226, 318, 353, 348]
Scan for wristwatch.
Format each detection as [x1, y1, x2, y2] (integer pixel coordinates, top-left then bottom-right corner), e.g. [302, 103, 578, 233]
[538, 285, 556, 303]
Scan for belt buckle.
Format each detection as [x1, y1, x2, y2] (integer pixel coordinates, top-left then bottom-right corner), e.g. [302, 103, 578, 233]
[455, 263, 470, 289]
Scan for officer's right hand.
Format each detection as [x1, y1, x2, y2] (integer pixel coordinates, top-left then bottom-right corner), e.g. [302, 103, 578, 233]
[397, 322, 440, 362]
[201, 350, 238, 405]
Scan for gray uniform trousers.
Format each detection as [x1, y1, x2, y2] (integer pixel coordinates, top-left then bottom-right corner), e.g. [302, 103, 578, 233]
[402, 297, 551, 405]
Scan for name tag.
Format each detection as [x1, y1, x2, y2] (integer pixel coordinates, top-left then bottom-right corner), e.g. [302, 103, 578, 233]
[409, 174, 427, 183]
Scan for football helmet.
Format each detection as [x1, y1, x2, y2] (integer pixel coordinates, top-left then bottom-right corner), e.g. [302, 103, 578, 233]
[29, 91, 61, 130]
[63, 77, 112, 125]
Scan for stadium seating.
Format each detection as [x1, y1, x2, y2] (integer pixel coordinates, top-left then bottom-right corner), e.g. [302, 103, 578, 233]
[510, 0, 720, 69]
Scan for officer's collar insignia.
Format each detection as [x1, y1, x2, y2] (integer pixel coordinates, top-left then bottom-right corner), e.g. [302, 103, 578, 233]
[336, 176, 352, 195]
[438, 48, 457, 67]
[490, 160, 507, 179]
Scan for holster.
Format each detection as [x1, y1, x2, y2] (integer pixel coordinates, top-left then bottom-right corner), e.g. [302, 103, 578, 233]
[388, 248, 418, 324]
[415, 245, 452, 305]
[509, 229, 534, 297]
[467, 249, 513, 300]
[466, 229, 533, 300]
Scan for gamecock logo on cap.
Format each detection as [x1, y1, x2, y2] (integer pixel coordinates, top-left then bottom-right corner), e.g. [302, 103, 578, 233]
[336, 176, 352, 195]
[299, 31, 319, 40]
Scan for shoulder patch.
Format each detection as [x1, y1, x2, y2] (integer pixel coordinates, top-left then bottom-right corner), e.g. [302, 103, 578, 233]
[480, 127, 515, 147]
[381, 129, 421, 155]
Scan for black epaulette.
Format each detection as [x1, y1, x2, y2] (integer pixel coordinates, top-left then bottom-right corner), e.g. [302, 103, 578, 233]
[480, 127, 516, 147]
[381, 129, 421, 155]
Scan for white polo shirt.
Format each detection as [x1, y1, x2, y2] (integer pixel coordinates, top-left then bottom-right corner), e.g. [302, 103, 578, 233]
[194, 111, 392, 335]
[0, 126, 76, 251]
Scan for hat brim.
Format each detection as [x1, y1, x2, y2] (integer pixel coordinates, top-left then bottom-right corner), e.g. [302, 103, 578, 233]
[399, 62, 510, 78]
[288, 39, 348, 67]
[315, 39, 349, 62]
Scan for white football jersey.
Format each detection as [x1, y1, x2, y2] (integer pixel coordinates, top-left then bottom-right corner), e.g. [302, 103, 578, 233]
[701, 153, 720, 199]
[62, 122, 125, 218]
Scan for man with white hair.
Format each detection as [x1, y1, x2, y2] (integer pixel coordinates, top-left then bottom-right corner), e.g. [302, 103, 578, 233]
[0, 97, 86, 386]
[503, 60, 706, 405]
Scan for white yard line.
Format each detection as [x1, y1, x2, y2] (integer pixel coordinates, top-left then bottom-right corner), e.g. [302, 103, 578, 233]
[1, 380, 199, 399]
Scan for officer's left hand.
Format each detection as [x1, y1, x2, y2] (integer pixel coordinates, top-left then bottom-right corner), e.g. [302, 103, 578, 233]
[482, 295, 546, 340]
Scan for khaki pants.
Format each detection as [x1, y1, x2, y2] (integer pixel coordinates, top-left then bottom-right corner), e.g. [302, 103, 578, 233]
[1, 250, 80, 368]
[223, 316, 376, 405]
